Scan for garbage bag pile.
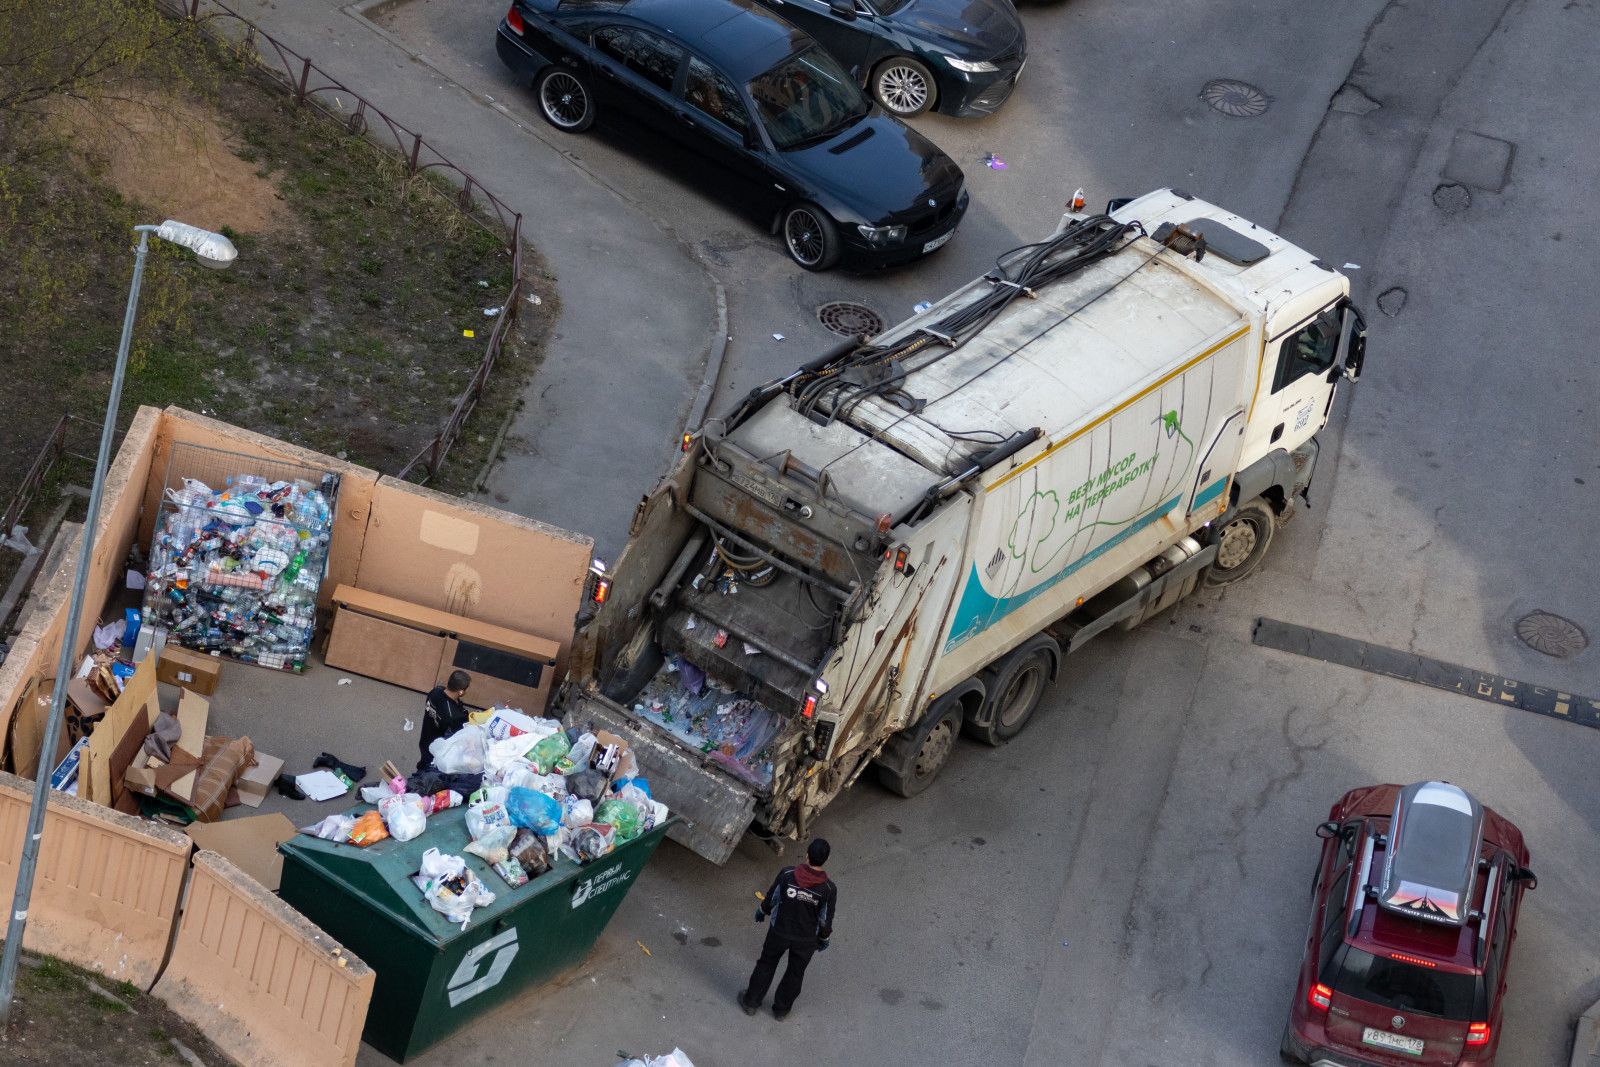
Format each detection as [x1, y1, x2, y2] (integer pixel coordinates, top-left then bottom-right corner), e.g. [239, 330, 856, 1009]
[142, 473, 336, 672]
[632, 655, 783, 787]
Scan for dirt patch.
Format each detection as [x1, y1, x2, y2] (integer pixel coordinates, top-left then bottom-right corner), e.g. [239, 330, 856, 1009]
[76, 95, 287, 235]
[1, 951, 229, 1065]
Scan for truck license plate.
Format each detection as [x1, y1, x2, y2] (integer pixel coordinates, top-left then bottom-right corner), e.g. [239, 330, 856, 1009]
[1362, 1027, 1424, 1055]
[923, 231, 955, 254]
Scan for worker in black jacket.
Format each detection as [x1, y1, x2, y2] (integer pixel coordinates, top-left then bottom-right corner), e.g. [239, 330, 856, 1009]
[739, 838, 836, 1020]
[416, 670, 472, 772]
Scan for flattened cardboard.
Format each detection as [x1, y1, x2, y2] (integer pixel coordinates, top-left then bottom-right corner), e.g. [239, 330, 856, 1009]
[173, 689, 210, 761]
[235, 752, 283, 808]
[184, 813, 297, 891]
[5, 675, 56, 779]
[87, 655, 159, 807]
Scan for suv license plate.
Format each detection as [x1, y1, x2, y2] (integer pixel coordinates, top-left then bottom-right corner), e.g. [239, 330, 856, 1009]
[1362, 1027, 1424, 1055]
[923, 231, 955, 254]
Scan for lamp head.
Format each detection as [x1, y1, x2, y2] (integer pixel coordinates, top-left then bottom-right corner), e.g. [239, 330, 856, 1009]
[154, 220, 237, 269]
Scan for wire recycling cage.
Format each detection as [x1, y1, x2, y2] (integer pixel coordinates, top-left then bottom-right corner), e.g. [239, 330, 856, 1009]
[140, 442, 341, 672]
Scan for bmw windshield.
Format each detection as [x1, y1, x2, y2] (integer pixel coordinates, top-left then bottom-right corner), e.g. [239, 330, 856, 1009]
[748, 47, 870, 150]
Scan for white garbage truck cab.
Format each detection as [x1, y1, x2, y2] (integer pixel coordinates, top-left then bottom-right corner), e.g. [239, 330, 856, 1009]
[559, 189, 1366, 863]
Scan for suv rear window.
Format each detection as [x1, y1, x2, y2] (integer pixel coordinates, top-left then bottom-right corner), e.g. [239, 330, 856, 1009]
[1334, 947, 1476, 1020]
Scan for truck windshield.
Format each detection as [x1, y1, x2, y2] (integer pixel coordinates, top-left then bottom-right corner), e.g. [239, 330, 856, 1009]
[1333, 947, 1476, 1020]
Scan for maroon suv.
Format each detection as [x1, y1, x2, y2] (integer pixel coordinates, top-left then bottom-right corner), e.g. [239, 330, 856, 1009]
[1282, 781, 1536, 1065]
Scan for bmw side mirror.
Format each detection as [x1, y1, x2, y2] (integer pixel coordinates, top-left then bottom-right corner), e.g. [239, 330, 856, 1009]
[1515, 865, 1538, 889]
[829, 0, 857, 19]
[1315, 821, 1340, 840]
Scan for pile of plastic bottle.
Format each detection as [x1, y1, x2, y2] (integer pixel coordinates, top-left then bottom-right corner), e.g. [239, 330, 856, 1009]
[141, 473, 335, 671]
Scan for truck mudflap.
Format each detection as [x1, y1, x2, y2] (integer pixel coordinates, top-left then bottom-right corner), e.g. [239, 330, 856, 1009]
[562, 692, 758, 866]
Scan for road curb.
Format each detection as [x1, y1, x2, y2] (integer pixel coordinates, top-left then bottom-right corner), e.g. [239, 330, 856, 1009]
[1573, 1000, 1600, 1067]
[342, 0, 732, 440]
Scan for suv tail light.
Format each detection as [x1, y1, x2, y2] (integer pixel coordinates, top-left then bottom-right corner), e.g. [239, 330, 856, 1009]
[506, 5, 526, 34]
[1307, 983, 1332, 1011]
[1466, 1022, 1490, 1046]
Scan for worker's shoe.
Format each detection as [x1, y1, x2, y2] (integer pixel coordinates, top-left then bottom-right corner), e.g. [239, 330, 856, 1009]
[737, 992, 759, 1017]
[772, 1007, 791, 1021]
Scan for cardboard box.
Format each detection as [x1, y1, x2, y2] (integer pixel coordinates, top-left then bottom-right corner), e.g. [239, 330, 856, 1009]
[157, 645, 222, 696]
[184, 813, 298, 892]
[123, 747, 164, 797]
[235, 751, 284, 808]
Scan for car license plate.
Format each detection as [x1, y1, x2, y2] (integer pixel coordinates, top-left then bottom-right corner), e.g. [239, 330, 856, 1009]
[923, 230, 955, 254]
[1362, 1027, 1424, 1055]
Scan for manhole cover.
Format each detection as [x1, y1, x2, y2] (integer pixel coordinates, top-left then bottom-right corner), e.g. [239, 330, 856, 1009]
[1200, 79, 1269, 118]
[1432, 182, 1471, 214]
[817, 301, 886, 339]
[1516, 611, 1588, 658]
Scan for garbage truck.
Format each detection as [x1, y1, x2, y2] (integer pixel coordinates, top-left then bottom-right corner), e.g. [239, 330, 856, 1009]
[559, 188, 1367, 864]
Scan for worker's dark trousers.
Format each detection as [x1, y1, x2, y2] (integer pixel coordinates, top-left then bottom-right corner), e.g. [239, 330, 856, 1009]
[745, 928, 817, 1013]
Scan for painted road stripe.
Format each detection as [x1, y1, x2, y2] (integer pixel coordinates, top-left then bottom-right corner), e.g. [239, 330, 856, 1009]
[1252, 618, 1600, 731]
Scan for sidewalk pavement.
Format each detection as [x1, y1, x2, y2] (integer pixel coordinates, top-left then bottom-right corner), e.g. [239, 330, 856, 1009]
[209, 0, 719, 558]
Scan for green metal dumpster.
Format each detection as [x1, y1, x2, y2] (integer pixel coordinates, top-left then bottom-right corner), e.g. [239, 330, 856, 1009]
[278, 806, 676, 1062]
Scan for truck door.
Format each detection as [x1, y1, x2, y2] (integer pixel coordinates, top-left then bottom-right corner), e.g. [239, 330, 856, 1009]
[1187, 410, 1244, 520]
[1263, 308, 1341, 453]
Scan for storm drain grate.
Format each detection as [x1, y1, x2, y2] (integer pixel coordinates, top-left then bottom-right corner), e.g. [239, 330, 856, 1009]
[1516, 611, 1588, 658]
[817, 301, 886, 339]
[1200, 79, 1269, 118]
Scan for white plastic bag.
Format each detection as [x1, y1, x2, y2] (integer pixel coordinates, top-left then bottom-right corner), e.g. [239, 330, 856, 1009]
[566, 732, 598, 769]
[418, 847, 464, 883]
[379, 794, 428, 842]
[560, 796, 594, 828]
[301, 814, 356, 843]
[430, 724, 488, 774]
[466, 800, 511, 840]
[484, 734, 541, 779]
[463, 824, 517, 864]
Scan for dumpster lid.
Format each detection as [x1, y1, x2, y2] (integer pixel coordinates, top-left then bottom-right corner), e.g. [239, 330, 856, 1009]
[565, 693, 757, 866]
[278, 804, 676, 945]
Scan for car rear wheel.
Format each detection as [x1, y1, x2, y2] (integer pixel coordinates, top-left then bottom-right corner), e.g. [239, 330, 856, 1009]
[876, 702, 962, 797]
[782, 203, 841, 271]
[536, 67, 595, 133]
[872, 56, 935, 118]
[1203, 498, 1275, 586]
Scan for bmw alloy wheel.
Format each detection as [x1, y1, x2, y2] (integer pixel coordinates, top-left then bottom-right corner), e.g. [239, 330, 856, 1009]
[539, 70, 591, 130]
[785, 208, 826, 267]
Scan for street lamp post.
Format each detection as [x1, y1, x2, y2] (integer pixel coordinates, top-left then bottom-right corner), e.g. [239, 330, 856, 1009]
[0, 221, 236, 1029]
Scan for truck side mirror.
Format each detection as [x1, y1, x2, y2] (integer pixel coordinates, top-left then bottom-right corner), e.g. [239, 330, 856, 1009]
[1315, 821, 1340, 839]
[829, 0, 857, 19]
[1339, 304, 1366, 383]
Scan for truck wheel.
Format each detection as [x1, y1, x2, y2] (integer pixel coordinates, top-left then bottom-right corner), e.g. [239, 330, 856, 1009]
[969, 636, 1056, 746]
[876, 703, 962, 798]
[1203, 498, 1275, 586]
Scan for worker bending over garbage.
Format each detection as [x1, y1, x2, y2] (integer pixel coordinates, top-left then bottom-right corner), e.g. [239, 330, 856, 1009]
[417, 670, 471, 772]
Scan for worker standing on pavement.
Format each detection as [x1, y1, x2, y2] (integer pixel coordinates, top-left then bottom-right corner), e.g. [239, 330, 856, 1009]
[740, 839, 836, 1020]
[416, 670, 472, 772]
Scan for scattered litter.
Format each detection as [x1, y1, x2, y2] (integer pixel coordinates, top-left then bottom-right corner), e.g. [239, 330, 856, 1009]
[742, 642, 760, 656]
[637, 940, 652, 957]
[126, 569, 146, 590]
[404, 718, 415, 731]
[527, 294, 542, 305]
[338, 678, 352, 686]
[981, 153, 1008, 170]
[1342, 262, 1361, 270]
[1062, 942, 1070, 947]
[3, 525, 37, 554]
[484, 307, 501, 316]
[913, 302, 932, 314]
[772, 333, 785, 341]
[477, 280, 490, 286]
[296, 770, 351, 802]
[684, 615, 696, 630]
[464, 329, 475, 338]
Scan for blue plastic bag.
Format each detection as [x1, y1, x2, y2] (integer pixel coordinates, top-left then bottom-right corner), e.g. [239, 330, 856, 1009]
[507, 787, 562, 834]
[611, 776, 650, 798]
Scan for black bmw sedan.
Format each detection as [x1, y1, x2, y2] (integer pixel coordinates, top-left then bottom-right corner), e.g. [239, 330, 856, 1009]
[750, 0, 1026, 118]
[496, 0, 968, 271]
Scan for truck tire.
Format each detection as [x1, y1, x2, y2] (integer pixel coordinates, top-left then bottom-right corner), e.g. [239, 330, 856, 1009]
[875, 702, 963, 798]
[1203, 498, 1275, 586]
[969, 635, 1057, 746]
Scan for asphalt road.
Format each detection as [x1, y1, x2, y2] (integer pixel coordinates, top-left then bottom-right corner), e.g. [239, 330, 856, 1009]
[246, 0, 1600, 1062]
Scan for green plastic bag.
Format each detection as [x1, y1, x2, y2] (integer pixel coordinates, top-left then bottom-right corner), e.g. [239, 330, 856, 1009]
[529, 733, 571, 774]
[593, 797, 642, 842]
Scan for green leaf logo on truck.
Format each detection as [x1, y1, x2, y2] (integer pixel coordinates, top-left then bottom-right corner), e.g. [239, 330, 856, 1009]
[944, 411, 1195, 652]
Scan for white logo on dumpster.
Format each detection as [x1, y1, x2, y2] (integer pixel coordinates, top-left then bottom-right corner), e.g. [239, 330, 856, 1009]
[570, 864, 632, 909]
[446, 928, 519, 1007]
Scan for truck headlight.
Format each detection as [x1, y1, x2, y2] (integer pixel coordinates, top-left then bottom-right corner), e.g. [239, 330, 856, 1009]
[945, 57, 999, 73]
[857, 223, 908, 247]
